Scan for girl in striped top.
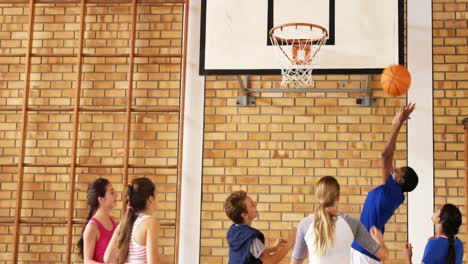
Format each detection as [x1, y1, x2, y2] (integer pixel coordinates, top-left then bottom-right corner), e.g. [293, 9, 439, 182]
[77, 178, 118, 264]
[104, 177, 161, 264]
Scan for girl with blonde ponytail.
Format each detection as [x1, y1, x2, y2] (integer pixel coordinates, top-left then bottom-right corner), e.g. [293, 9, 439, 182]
[291, 176, 389, 263]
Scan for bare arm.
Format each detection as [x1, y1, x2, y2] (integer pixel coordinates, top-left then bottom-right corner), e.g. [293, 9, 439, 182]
[103, 223, 121, 264]
[82, 222, 102, 264]
[146, 217, 162, 264]
[290, 258, 304, 264]
[382, 103, 416, 183]
[369, 226, 389, 261]
[259, 228, 296, 264]
[402, 242, 413, 264]
[261, 239, 287, 256]
[290, 251, 307, 264]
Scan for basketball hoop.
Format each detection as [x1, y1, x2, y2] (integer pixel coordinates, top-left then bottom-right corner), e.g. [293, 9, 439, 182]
[269, 23, 328, 88]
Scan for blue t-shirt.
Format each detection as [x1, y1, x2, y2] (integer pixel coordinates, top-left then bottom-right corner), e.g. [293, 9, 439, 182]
[422, 237, 463, 264]
[351, 176, 405, 260]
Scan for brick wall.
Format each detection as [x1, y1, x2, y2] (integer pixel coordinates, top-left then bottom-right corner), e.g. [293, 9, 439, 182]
[199, 1, 468, 263]
[0, 3, 182, 263]
[0, 0, 467, 263]
[433, 0, 468, 245]
[200, 76, 411, 263]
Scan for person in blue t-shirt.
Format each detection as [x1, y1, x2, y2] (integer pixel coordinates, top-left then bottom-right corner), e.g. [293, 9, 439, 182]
[224, 190, 296, 264]
[403, 203, 463, 264]
[351, 103, 419, 264]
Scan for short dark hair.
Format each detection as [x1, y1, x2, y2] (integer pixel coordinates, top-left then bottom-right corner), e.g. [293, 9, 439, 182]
[401, 166, 418, 192]
[224, 190, 247, 224]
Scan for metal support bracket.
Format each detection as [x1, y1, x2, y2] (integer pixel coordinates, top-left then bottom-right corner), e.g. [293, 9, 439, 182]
[355, 75, 377, 107]
[236, 76, 256, 107]
[236, 95, 256, 107]
[236, 74, 376, 107]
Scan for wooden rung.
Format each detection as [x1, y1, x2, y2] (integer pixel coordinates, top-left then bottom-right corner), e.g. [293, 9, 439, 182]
[131, 106, 180, 113]
[77, 164, 178, 169]
[129, 164, 178, 169]
[0, 53, 182, 58]
[28, 106, 75, 111]
[0, 163, 178, 169]
[0, 0, 186, 4]
[0, 106, 21, 111]
[80, 106, 127, 112]
[0, 218, 175, 227]
[23, 163, 70, 167]
[80, 106, 180, 113]
[134, 54, 182, 58]
[0, 106, 180, 113]
[0, 54, 24, 57]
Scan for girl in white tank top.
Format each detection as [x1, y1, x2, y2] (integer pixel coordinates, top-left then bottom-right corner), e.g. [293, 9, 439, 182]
[126, 214, 151, 263]
[104, 178, 161, 264]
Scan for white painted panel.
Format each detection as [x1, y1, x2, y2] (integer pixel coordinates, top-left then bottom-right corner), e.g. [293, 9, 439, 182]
[407, 0, 433, 262]
[178, 0, 205, 263]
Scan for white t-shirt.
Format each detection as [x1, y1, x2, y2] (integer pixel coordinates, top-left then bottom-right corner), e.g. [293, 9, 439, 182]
[292, 214, 380, 264]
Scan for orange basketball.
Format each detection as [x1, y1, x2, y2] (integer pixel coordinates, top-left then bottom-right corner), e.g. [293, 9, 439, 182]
[381, 64, 411, 96]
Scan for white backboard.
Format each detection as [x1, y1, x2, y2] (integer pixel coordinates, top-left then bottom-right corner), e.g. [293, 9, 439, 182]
[200, 0, 404, 75]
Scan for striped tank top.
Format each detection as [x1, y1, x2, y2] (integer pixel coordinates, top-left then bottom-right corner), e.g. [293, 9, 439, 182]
[125, 214, 151, 264]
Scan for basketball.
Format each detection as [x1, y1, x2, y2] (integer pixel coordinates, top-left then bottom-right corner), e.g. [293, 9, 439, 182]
[381, 64, 412, 96]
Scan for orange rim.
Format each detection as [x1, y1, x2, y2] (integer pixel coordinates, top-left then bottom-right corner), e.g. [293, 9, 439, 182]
[269, 22, 329, 44]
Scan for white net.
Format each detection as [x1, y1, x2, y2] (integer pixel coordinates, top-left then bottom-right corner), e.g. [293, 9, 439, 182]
[269, 23, 328, 88]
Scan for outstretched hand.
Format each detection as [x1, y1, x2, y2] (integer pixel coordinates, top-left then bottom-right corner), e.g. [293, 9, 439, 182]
[402, 242, 413, 264]
[392, 102, 416, 126]
[272, 238, 287, 250]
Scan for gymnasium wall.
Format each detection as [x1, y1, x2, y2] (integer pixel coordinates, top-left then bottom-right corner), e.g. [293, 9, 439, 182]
[432, 0, 468, 254]
[199, 1, 468, 264]
[0, 3, 182, 263]
[0, 0, 466, 264]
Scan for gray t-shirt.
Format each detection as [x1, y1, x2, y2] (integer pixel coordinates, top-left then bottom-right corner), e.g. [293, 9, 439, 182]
[292, 213, 380, 262]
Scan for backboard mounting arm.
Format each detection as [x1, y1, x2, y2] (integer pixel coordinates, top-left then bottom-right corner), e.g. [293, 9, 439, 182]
[236, 75, 376, 107]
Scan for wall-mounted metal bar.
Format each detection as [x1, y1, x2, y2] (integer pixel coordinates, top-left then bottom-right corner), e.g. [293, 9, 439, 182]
[12, 0, 35, 262]
[236, 75, 369, 93]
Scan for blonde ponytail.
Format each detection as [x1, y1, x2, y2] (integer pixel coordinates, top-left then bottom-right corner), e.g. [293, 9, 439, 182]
[313, 176, 340, 256]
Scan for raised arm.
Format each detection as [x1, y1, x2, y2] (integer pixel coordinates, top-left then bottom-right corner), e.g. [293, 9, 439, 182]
[382, 103, 416, 183]
[369, 226, 389, 261]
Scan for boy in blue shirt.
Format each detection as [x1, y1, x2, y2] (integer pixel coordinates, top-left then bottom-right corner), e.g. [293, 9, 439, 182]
[351, 103, 419, 263]
[224, 190, 296, 264]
